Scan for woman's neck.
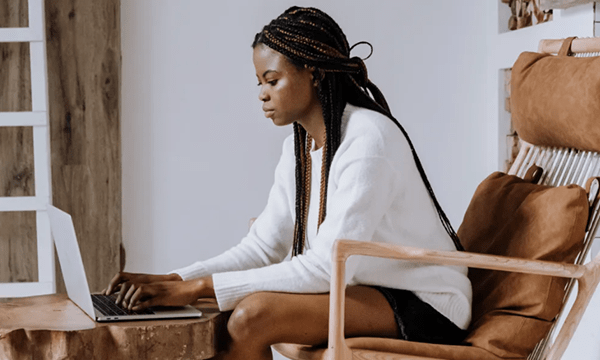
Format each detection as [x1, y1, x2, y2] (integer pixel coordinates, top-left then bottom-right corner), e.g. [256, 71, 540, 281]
[298, 104, 326, 150]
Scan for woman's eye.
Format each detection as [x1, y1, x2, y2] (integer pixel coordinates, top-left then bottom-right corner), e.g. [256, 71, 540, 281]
[256, 80, 278, 86]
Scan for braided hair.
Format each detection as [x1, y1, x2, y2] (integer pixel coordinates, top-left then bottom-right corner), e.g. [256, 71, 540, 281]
[252, 6, 464, 255]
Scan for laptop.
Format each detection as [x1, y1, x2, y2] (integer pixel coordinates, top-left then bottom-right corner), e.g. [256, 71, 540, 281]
[47, 204, 203, 322]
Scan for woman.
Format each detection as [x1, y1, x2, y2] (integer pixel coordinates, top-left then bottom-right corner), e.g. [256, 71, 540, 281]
[105, 6, 471, 360]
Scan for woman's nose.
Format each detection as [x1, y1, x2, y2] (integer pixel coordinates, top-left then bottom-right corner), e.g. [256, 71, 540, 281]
[258, 86, 268, 102]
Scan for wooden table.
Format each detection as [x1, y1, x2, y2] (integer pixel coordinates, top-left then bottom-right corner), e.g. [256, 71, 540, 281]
[0, 294, 228, 360]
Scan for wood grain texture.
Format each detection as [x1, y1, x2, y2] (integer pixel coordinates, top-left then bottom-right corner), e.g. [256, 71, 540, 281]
[333, 240, 586, 278]
[0, 0, 37, 285]
[546, 255, 600, 359]
[0, 0, 28, 28]
[0, 294, 228, 360]
[538, 37, 600, 54]
[0, 212, 38, 284]
[44, 0, 122, 293]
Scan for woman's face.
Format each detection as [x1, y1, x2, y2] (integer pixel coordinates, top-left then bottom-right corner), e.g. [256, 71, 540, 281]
[253, 44, 321, 127]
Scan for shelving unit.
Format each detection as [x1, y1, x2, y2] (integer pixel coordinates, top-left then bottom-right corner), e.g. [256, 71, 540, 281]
[0, 0, 54, 298]
[494, 1, 597, 172]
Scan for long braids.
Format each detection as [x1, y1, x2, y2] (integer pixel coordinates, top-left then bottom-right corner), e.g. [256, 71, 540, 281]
[253, 7, 464, 255]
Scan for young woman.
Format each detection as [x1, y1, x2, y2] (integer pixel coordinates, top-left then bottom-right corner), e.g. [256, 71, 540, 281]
[105, 6, 472, 360]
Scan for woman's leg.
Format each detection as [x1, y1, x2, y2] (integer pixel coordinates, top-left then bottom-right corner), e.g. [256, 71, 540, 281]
[214, 285, 398, 360]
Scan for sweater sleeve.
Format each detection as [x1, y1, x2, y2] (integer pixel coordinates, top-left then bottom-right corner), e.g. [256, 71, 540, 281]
[212, 154, 400, 311]
[170, 136, 296, 280]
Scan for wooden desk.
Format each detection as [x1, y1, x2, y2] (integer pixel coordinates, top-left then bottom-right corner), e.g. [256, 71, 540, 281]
[0, 294, 228, 360]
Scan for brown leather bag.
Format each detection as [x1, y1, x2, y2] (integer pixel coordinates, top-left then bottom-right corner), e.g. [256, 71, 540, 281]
[511, 37, 600, 152]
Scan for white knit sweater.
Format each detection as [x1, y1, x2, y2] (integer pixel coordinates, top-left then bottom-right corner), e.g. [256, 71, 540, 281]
[172, 104, 472, 329]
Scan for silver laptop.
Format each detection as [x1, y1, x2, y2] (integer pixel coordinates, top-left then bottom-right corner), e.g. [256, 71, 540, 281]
[48, 204, 203, 322]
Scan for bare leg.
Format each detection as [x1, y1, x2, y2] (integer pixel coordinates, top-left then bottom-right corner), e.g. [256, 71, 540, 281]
[213, 286, 398, 360]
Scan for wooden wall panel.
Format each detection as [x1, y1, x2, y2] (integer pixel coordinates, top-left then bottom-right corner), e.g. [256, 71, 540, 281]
[0, 0, 28, 28]
[45, 0, 122, 293]
[0, 0, 38, 285]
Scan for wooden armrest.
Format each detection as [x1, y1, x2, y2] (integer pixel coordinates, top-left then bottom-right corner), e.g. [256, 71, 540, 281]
[333, 239, 585, 279]
[325, 239, 600, 360]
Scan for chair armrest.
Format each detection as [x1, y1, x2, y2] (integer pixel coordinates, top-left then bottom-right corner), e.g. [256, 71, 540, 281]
[325, 239, 588, 360]
[333, 239, 585, 279]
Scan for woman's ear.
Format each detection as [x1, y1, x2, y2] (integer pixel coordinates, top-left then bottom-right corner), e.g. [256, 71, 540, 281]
[302, 64, 319, 87]
[311, 68, 324, 87]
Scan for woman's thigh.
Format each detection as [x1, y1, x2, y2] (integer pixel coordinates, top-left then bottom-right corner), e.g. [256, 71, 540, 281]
[226, 285, 398, 347]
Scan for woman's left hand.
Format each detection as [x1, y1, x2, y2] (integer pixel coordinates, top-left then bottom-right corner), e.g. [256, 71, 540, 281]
[121, 276, 215, 311]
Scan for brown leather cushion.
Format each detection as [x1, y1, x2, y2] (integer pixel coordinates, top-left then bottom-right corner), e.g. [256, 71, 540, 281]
[457, 172, 589, 359]
[511, 37, 600, 152]
[347, 338, 502, 360]
[275, 339, 503, 360]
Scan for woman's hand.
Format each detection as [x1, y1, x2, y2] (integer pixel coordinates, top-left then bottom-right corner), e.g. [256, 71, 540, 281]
[123, 276, 215, 311]
[103, 271, 183, 306]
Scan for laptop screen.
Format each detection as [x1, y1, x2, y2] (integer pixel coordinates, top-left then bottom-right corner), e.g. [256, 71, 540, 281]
[47, 204, 97, 319]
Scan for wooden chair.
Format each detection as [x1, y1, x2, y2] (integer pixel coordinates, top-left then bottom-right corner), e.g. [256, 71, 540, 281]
[273, 37, 600, 360]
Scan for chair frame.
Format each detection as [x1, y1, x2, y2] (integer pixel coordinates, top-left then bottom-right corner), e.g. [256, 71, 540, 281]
[274, 37, 600, 360]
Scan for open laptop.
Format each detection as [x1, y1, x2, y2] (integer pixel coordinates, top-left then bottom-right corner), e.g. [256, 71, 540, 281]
[48, 204, 203, 322]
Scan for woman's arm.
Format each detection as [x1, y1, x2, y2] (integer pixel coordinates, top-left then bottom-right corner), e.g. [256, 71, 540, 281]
[211, 155, 399, 310]
[106, 136, 297, 309]
[118, 153, 397, 311]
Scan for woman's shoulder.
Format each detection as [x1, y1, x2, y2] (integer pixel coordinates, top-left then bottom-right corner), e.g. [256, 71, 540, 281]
[340, 104, 407, 158]
[343, 103, 391, 127]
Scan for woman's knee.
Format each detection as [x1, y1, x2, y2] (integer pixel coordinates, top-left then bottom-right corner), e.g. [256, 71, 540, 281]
[227, 292, 279, 343]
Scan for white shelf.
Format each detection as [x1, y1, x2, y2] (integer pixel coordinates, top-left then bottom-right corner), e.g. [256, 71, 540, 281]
[0, 28, 42, 43]
[0, 282, 54, 298]
[0, 112, 47, 127]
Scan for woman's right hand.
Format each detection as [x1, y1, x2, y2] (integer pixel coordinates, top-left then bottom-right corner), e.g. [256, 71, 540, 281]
[103, 272, 183, 306]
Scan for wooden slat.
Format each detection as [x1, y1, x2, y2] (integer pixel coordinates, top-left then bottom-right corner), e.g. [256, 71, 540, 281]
[539, 0, 595, 10]
[0, 112, 46, 126]
[45, 0, 122, 293]
[538, 37, 600, 54]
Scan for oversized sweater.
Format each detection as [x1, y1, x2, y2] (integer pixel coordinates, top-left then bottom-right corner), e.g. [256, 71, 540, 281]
[172, 104, 472, 329]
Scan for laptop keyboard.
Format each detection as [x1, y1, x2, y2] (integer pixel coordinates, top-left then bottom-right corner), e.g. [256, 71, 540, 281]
[92, 293, 155, 316]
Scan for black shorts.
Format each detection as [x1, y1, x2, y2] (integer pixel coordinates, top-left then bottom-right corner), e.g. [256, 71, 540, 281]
[372, 286, 467, 345]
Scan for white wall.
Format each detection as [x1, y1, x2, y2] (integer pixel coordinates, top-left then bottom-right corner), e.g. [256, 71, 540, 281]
[121, 0, 489, 275]
[121, 1, 599, 359]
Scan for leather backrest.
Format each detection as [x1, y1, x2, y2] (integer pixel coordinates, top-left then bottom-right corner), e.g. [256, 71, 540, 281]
[457, 171, 588, 358]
